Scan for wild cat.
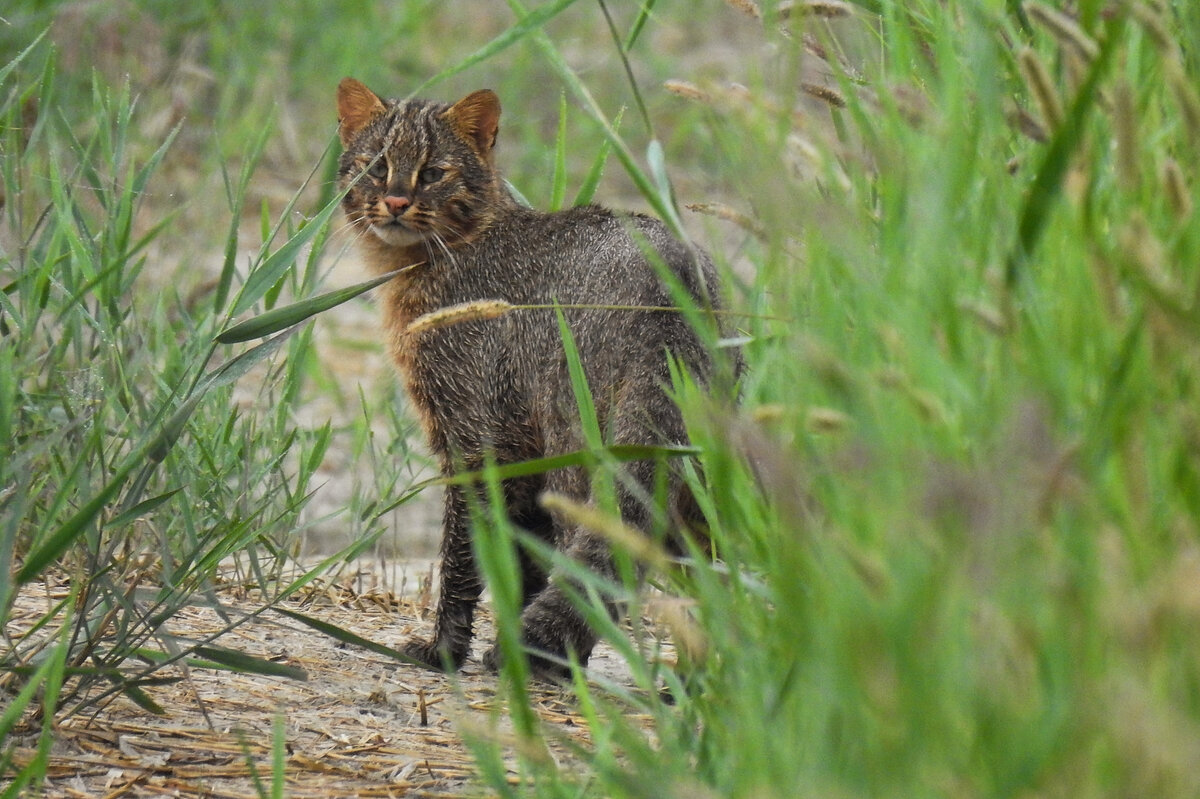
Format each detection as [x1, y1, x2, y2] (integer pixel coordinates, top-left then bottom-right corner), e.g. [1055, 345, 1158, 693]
[336, 78, 733, 678]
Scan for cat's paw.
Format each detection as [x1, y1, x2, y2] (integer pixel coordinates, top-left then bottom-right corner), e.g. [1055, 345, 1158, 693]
[483, 636, 574, 683]
[482, 643, 502, 672]
[401, 637, 465, 673]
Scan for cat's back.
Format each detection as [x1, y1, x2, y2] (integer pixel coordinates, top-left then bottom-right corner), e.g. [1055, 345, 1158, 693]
[473, 203, 717, 311]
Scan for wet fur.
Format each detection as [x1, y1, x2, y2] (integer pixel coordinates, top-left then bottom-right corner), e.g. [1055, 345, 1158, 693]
[336, 78, 730, 678]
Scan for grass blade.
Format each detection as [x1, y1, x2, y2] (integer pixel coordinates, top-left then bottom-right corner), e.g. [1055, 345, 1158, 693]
[505, 0, 686, 238]
[104, 489, 183, 529]
[117, 683, 167, 715]
[271, 606, 429, 668]
[573, 108, 621, 206]
[217, 267, 407, 344]
[215, 122, 274, 314]
[406, 0, 583, 97]
[230, 193, 343, 317]
[623, 0, 658, 50]
[550, 92, 569, 210]
[0, 28, 49, 87]
[372, 443, 697, 518]
[191, 646, 308, 680]
[555, 305, 603, 448]
[1006, 12, 1123, 285]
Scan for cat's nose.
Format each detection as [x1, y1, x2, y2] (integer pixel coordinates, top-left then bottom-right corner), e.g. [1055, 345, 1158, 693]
[383, 195, 410, 216]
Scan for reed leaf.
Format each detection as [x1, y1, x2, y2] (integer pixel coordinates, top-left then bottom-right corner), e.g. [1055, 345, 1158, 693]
[373, 443, 698, 518]
[218, 268, 406, 343]
[550, 91, 569, 211]
[191, 646, 308, 681]
[271, 606, 429, 668]
[230, 192, 343, 317]
[1007, 12, 1124, 285]
[407, 0, 582, 98]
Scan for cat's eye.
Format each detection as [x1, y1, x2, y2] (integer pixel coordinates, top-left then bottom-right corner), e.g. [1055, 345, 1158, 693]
[367, 159, 388, 180]
[418, 166, 445, 185]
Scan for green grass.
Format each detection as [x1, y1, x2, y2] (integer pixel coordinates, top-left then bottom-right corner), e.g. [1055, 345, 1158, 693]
[5, 0, 1200, 796]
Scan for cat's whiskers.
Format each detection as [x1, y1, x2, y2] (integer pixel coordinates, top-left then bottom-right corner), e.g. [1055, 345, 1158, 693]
[332, 217, 370, 246]
[427, 229, 458, 268]
[428, 215, 473, 249]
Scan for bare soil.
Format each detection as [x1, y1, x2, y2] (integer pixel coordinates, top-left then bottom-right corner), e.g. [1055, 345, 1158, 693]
[7, 566, 664, 798]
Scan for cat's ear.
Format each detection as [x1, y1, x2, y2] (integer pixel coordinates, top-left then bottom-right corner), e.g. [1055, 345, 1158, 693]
[337, 78, 386, 146]
[442, 90, 501, 157]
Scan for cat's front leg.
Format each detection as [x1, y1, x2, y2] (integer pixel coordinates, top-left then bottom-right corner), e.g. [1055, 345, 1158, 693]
[402, 483, 482, 671]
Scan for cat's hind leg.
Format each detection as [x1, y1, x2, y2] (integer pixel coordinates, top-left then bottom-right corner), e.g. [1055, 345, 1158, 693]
[500, 382, 687, 680]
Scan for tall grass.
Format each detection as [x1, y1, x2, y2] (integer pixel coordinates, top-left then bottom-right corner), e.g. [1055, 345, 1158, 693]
[0, 26, 399, 794]
[4, 0, 1200, 796]
[463, 1, 1200, 796]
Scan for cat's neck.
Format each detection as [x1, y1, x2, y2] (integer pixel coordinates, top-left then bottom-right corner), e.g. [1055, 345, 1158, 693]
[356, 234, 426, 280]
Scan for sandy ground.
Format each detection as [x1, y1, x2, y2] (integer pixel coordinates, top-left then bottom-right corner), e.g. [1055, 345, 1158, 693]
[7, 566, 670, 797]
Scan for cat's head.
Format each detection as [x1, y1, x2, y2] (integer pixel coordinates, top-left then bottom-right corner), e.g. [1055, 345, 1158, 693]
[336, 78, 504, 250]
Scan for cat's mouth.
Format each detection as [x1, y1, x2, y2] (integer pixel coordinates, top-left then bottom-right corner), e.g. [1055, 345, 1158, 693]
[369, 218, 427, 248]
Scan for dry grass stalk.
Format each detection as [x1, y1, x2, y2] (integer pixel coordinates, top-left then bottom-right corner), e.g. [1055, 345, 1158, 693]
[5, 572, 627, 796]
[1023, 2, 1099, 61]
[405, 299, 514, 335]
[1017, 47, 1063, 133]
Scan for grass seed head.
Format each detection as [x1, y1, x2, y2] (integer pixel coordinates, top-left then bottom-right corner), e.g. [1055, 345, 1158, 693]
[1017, 47, 1064, 133]
[779, 0, 854, 19]
[1165, 60, 1200, 152]
[1162, 159, 1193, 221]
[686, 202, 767, 239]
[1023, 2, 1100, 62]
[1113, 79, 1140, 191]
[663, 79, 712, 104]
[723, 0, 761, 19]
[1131, 2, 1178, 58]
[405, 299, 514, 336]
[801, 81, 847, 109]
[805, 406, 850, 433]
[540, 492, 673, 572]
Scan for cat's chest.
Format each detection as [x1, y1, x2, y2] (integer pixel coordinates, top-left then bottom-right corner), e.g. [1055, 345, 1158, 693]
[386, 294, 513, 389]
